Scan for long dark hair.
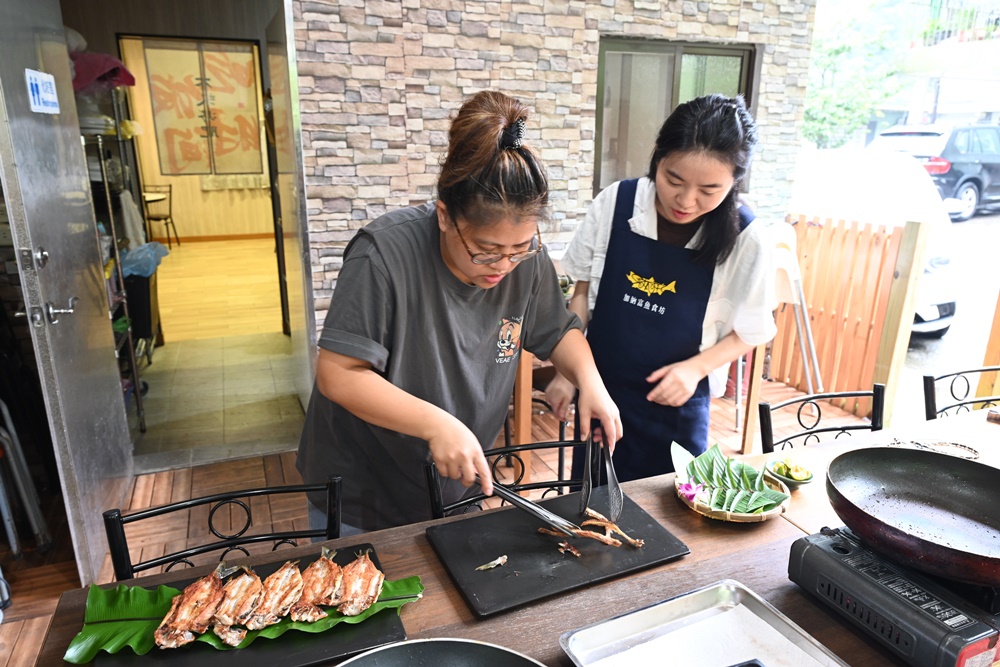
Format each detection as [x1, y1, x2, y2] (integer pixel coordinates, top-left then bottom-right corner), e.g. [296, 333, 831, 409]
[646, 94, 758, 265]
[437, 91, 548, 228]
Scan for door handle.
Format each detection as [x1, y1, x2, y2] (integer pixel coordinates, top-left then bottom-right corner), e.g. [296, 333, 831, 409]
[14, 306, 45, 328]
[19, 247, 49, 269]
[45, 297, 80, 324]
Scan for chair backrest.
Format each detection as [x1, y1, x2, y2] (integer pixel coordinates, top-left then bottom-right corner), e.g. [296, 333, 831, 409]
[758, 384, 885, 453]
[425, 428, 595, 519]
[143, 184, 172, 219]
[923, 366, 1000, 419]
[103, 476, 341, 581]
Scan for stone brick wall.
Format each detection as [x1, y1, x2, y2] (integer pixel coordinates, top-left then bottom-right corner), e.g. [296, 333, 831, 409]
[293, 0, 817, 318]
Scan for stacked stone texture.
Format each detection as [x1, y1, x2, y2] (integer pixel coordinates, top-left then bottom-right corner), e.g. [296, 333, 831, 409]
[294, 0, 817, 319]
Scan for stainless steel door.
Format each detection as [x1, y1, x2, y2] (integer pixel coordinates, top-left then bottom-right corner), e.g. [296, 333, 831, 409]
[0, 0, 133, 585]
[267, 1, 316, 408]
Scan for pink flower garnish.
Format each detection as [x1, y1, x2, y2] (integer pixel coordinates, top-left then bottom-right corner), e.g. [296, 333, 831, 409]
[678, 482, 704, 502]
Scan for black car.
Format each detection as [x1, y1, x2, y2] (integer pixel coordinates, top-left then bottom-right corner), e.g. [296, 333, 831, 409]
[869, 124, 1000, 221]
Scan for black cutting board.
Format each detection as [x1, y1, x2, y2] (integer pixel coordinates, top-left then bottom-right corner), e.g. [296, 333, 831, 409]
[94, 543, 406, 666]
[426, 492, 689, 617]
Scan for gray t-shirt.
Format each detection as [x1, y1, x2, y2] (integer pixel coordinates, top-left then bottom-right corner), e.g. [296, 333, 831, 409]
[296, 202, 579, 530]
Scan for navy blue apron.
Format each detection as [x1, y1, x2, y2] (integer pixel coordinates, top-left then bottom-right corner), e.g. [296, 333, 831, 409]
[577, 179, 752, 482]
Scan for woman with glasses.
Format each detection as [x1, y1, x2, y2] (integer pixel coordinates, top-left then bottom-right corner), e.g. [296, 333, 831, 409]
[546, 94, 776, 482]
[297, 90, 621, 534]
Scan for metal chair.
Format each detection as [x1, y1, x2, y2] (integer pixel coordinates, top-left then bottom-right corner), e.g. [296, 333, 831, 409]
[142, 184, 180, 249]
[425, 406, 593, 519]
[102, 476, 341, 581]
[758, 384, 885, 453]
[923, 366, 1000, 419]
[0, 398, 51, 557]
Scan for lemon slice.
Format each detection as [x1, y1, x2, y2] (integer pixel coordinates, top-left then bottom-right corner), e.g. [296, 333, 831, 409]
[788, 466, 811, 481]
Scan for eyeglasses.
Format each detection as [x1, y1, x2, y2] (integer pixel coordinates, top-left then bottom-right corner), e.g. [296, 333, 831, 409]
[452, 221, 542, 265]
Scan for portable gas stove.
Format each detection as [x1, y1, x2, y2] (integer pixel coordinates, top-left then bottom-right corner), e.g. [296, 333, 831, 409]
[789, 527, 1000, 667]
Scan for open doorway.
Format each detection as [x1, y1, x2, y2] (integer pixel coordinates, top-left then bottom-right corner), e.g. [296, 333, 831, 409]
[58, 0, 316, 474]
[114, 35, 303, 471]
[0, 0, 314, 588]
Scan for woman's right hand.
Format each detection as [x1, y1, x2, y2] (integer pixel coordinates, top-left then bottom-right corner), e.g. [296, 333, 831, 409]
[426, 415, 494, 496]
[544, 372, 577, 421]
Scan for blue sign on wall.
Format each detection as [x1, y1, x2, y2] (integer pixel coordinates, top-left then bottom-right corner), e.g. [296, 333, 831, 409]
[25, 69, 60, 115]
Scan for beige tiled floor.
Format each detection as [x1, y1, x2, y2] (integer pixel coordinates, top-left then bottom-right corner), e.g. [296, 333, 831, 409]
[132, 331, 305, 472]
[127, 238, 305, 472]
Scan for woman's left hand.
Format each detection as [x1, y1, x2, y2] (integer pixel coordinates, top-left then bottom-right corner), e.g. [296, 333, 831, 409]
[646, 359, 704, 407]
[576, 384, 623, 453]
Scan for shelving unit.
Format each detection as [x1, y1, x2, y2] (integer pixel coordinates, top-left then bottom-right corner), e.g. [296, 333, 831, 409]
[82, 133, 146, 433]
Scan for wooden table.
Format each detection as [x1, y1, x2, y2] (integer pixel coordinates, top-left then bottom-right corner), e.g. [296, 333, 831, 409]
[38, 411, 999, 666]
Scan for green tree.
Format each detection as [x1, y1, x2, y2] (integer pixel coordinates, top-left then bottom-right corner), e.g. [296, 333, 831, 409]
[803, 17, 900, 148]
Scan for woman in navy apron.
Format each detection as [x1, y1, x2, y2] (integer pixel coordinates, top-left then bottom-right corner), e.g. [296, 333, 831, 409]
[551, 94, 777, 482]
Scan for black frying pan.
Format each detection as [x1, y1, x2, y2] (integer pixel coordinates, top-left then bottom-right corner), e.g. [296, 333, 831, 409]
[827, 447, 1000, 586]
[337, 638, 545, 666]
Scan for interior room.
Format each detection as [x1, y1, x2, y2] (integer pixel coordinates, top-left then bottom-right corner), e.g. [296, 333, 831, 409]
[59, 0, 306, 473]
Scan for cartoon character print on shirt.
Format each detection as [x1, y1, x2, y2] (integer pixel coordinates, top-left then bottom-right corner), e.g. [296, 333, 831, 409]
[495, 317, 523, 364]
[623, 271, 676, 317]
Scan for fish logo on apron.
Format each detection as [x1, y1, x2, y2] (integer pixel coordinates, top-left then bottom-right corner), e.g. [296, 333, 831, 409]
[626, 272, 677, 297]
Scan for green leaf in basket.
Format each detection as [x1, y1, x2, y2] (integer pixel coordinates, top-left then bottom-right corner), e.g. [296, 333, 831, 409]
[682, 445, 789, 515]
[62, 576, 424, 662]
[744, 491, 769, 513]
[689, 448, 715, 485]
[727, 457, 740, 489]
[740, 463, 753, 490]
[729, 490, 750, 513]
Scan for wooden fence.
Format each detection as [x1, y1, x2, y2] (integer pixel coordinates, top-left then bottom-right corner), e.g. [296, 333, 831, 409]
[766, 215, 929, 423]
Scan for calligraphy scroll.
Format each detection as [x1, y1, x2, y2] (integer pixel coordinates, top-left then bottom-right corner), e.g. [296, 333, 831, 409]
[145, 40, 262, 176]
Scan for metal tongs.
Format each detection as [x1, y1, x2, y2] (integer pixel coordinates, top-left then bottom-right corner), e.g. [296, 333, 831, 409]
[579, 421, 624, 522]
[478, 475, 581, 538]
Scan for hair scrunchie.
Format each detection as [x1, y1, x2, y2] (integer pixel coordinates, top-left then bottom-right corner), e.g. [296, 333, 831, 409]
[500, 117, 526, 150]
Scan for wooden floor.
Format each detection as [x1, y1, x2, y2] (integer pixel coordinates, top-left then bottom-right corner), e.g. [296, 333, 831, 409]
[156, 238, 285, 341]
[0, 376, 870, 665]
[131, 238, 303, 471]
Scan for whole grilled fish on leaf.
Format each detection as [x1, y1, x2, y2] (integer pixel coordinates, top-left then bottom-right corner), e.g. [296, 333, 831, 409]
[337, 551, 385, 617]
[245, 560, 304, 630]
[212, 566, 264, 647]
[154, 563, 228, 649]
[290, 547, 344, 622]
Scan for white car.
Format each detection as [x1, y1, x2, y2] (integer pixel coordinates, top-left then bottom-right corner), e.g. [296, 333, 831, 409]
[786, 147, 956, 337]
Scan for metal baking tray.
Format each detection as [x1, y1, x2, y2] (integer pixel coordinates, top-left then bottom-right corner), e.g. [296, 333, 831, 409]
[560, 579, 849, 667]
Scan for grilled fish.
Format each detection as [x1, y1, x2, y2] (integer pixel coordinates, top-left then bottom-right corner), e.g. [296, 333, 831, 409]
[212, 566, 264, 647]
[290, 547, 344, 622]
[244, 560, 304, 630]
[154, 563, 226, 649]
[337, 551, 384, 617]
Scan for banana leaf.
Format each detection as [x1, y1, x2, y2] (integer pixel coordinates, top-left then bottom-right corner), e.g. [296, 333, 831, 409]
[63, 576, 424, 664]
[671, 443, 789, 514]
